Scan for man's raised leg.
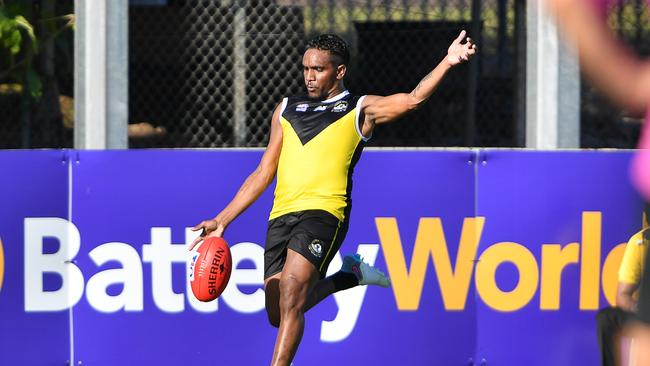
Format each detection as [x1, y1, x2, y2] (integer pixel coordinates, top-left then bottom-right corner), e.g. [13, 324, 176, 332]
[264, 252, 391, 365]
[265, 253, 392, 321]
[305, 253, 391, 311]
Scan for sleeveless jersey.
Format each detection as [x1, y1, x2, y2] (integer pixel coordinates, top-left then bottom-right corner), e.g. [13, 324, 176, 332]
[269, 91, 368, 221]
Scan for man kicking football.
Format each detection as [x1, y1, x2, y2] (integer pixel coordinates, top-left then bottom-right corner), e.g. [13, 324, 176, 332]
[190, 31, 476, 366]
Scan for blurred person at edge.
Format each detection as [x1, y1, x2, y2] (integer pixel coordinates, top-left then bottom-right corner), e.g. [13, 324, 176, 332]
[546, 0, 650, 199]
[544, 1, 650, 364]
[190, 32, 477, 366]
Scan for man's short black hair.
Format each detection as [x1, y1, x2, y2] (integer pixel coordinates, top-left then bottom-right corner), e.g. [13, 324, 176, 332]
[306, 34, 350, 66]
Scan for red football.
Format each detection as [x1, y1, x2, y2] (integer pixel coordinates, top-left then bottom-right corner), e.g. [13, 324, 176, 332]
[190, 236, 232, 302]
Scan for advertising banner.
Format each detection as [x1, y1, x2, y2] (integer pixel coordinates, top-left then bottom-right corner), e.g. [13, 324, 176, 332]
[1, 149, 644, 365]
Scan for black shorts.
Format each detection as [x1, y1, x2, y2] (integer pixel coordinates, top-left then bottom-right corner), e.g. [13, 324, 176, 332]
[264, 210, 348, 279]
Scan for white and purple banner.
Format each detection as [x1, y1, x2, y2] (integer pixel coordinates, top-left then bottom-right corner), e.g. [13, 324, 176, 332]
[0, 149, 644, 365]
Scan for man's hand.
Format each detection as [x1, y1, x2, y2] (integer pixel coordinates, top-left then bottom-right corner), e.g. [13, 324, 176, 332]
[446, 30, 477, 66]
[189, 218, 226, 251]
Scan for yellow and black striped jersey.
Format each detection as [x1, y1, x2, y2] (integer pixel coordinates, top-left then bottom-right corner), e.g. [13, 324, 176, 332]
[269, 91, 369, 221]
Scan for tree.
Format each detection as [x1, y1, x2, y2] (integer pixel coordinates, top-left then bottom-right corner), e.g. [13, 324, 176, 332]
[0, 0, 74, 148]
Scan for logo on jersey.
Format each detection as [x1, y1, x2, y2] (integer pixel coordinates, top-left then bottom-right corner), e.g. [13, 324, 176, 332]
[308, 239, 323, 258]
[313, 105, 327, 112]
[0, 237, 4, 293]
[296, 104, 309, 112]
[332, 101, 348, 113]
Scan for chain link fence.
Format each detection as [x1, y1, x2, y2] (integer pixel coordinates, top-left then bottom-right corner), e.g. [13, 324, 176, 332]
[0, 0, 647, 148]
[128, 0, 521, 147]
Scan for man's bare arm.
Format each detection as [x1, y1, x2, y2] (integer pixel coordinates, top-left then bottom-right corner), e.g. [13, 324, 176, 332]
[360, 30, 477, 137]
[362, 61, 452, 123]
[189, 103, 284, 249]
[616, 282, 638, 312]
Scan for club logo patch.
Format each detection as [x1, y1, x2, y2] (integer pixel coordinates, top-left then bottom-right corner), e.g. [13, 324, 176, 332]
[308, 239, 324, 258]
[332, 101, 348, 113]
[0, 237, 4, 293]
[296, 103, 309, 112]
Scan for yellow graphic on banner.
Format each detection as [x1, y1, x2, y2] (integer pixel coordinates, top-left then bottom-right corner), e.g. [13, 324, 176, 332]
[0, 237, 4, 293]
[377, 211, 626, 312]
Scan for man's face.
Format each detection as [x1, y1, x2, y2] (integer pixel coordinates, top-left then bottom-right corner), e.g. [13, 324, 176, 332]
[302, 48, 345, 99]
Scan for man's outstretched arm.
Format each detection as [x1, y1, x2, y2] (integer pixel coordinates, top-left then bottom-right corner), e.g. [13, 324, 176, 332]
[360, 30, 477, 137]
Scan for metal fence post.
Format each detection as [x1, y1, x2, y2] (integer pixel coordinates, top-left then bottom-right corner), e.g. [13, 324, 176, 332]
[233, 0, 247, 147]
[465, 0, 481, 146]
[74, 0, 128, 149]
[525, 0, 580, 149]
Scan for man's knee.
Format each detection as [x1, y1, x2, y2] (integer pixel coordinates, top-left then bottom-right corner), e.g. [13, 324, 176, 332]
[279, 275, 309, 313]
[265, 275, 308, 327]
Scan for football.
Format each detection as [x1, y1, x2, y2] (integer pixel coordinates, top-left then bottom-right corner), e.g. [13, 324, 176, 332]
[189, 236, 232, 302]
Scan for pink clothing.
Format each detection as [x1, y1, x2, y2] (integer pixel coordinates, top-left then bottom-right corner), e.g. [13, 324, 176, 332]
[632, 117, 650, 199]
[588, 0, 650, 20]
[590, 0, 614, 18]
[587, 0, 650, 199]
